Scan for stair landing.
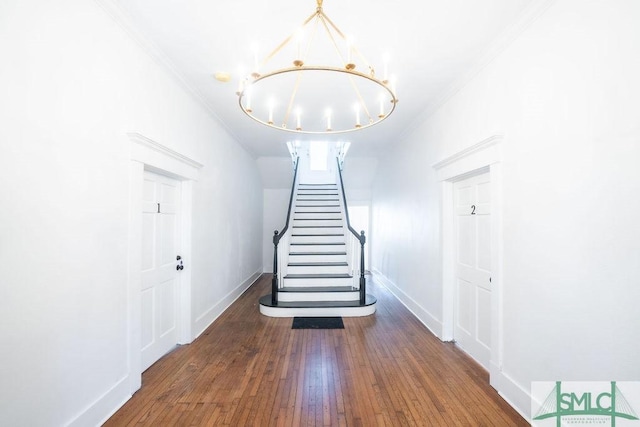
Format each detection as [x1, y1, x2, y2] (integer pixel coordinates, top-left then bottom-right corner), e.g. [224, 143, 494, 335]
[259, 294, 377, 317]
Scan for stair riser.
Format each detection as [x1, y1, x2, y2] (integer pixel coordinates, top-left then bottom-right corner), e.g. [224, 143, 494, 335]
[286, 265, 350, 275]
[291, 227, 343, 235]
[298, 187, 337, 190]
[296, 200, 341, 207]
[291, 235, 345, 244]
[295, 206, 340, 213]
[292, 219, 343, 227]
[278, 292, 360, 302]
[290, 244, 346, 252]
[296, 195, 340, 201]
[283, 277, 354, 287]
[297, 191, 338, 194]
[294, 213, 342, 220]
[287, 254, 346, 263]
[259, 305, 376, 318]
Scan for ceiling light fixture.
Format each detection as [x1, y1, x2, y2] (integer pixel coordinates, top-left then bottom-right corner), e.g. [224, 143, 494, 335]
[236, 0, 398, 135]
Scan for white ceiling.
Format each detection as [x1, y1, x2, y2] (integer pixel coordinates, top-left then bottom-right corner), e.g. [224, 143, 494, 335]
[113, 0, 534, 158]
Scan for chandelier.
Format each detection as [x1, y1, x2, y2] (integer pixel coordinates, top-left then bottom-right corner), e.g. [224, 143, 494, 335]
[236, 0, 397, 135]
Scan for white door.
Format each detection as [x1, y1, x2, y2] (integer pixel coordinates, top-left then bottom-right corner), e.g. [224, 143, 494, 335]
[141, 171, 181, 371]
[453, 172, 491, 369]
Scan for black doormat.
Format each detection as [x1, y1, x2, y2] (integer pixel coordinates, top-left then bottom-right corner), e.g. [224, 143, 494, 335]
[292, 317, 344, 329]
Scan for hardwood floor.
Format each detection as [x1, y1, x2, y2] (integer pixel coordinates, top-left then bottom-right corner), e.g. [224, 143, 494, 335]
[105, 274, 527, 426]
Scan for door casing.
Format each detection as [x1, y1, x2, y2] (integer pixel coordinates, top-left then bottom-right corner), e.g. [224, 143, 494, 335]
[433, 135, 503, 384]
[128, 132, 202, 393]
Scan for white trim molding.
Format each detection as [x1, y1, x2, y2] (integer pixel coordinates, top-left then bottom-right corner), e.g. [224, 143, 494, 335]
[129, 132, 203, 179]
[193, 269, 262, 337]
[433, 134, 503, 178]
[371, 269, 443, 338]
[433, 134, 505, 396]
[127, 132, 202, 395]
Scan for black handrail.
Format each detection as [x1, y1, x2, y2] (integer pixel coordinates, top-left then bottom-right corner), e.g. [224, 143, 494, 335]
[271, 156, 300, 305]
[336, 157, 367, 305]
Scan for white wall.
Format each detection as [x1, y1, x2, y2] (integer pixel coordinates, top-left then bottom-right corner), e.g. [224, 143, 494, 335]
[371, 0, 640, 418]
[0, 0, 262, 425]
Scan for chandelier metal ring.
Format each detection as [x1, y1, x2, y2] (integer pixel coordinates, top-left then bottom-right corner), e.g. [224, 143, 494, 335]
[238, 66, 397, 135]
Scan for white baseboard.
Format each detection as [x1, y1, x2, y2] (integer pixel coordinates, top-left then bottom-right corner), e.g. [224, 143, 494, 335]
[71, 269, 262, 427]
[193, 269, 262, 338]
[491, 366, 532, 422]
[371, 269, 443, 339]
[66, 375, 131, 427]
[373, 269, 532, 423]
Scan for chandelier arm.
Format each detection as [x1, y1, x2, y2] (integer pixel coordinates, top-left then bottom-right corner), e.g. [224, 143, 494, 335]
[283, 69, 305, 127]
[261, 10, 319, 68]
[346, 73, 373, 122]
[318, 10, 346, 40]
[318, 15, 348, 66]
[303, 12, 322, 61]
[321, 10, 376, 76]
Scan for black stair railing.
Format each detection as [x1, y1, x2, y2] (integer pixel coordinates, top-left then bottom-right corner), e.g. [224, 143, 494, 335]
[272, 156, 300, 305]
[336, 157, 367, 305]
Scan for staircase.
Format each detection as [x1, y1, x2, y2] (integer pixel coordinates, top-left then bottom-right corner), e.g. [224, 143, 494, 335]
[259, 180, 377, 317]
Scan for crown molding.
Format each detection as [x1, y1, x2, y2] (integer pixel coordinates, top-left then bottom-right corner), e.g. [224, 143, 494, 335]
[432, 134, 503, 178]
[398, 0, 558, 142]
[128, 132, 203, 173]
[93, 0, 255, 157]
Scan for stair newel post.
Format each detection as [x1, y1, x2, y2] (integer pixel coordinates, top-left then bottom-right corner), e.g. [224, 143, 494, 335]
[359, 230, 366, 305]
[272, 230, 279, 305]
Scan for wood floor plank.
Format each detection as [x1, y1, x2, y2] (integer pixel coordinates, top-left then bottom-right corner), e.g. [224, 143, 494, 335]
[104, 274, 527, 426]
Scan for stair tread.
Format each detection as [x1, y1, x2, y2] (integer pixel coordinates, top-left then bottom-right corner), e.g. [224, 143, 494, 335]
[296, 205, 340, 208]
[288, 262, 348, 266]
[289, 252, 347, 256]
[295, 211, 341, 213]
[285, 273, 352, 278]
[293, 218, 342, 221]
[293, 225, 342, 228]
[280, 286, 356, 292]
[292, 234, 344, 236]
[290, 242, 345, 245]
[259, 294, 376, 308]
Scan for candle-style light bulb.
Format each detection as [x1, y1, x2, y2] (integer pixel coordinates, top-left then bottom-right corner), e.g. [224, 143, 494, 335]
[326, 108, 332, 131]
[245, 86, 252, 112]
[345, 35, 355, 70]
[296, 107, 302, 130]
[354, 103, 361, 128]
[268, 98, 275, 124]
[237, 65, 246, 95]
[251, 43, 260, 78]
[383, 53, 390, 82]
[294, 28, 304, 67]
